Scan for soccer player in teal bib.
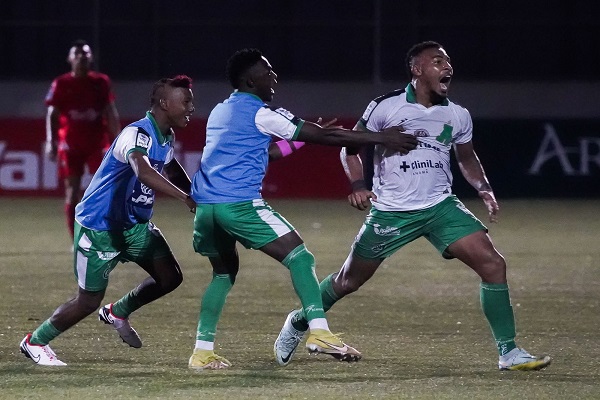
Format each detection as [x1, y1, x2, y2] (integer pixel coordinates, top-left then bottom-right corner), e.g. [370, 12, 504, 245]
[275, 42, 552, 372]
[20, 76, 197, 366]
[188, 48, 419, 370]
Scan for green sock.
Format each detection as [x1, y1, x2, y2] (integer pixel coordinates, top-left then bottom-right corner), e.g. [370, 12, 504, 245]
[282, 245, 326, 323]
[480, 282, 517, 356]
[112, 290, 145, 319]
[30, 319, 62, 345]
[196, 273, 233, 342]
[291, 273, 340, 331]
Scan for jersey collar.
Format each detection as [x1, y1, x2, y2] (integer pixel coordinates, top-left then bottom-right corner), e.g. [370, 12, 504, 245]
[405, 84, 449, 106]
[231, 90, 264, 103]
[146, 111, 173, 145]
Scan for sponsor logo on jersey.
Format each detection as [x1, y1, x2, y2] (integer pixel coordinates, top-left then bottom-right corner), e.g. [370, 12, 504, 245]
[398, 159, 444, 173]
[417, 141, 443, 152]
[273, 107, 295, 121]
[414, 129, 429, 137]
[136, 132, 151, 148]
[373, 224, 401, 236]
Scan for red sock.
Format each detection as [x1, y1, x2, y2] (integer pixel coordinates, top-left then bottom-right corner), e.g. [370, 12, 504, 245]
[64, 203, 76, 239]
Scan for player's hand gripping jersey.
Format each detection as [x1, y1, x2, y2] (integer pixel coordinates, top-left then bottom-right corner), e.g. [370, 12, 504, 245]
[360, 84, 473, 211]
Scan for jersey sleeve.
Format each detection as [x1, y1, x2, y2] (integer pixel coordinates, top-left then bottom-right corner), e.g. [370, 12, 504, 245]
[44, 79, 60, 107]
[453, 107, 473, 144]
[255, 106, 304, 140]
[112, 126, 153, 163]
[358, 99, 386, 132]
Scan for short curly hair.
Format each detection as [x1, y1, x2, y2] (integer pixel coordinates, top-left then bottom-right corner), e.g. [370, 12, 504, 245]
[150, 75, 193, 106]
[405, 41, 443, 78]
[226, 48, 263, 89]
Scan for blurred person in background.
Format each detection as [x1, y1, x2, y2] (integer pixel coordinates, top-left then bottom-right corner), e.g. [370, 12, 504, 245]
[45, 39, 121, 242]
[275, 41, 552, 372]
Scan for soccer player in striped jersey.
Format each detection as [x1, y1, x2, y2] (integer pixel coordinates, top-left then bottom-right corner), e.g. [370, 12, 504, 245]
[21, 76, 196, 366]
[275, 41, 551, 372]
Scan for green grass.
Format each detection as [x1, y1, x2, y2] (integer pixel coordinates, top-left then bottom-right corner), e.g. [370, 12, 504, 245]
[0, 197, 599, 399]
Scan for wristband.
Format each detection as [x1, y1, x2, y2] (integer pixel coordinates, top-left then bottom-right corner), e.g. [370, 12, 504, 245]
[351, 179, 367, 191]
[276, 140, 305, 157]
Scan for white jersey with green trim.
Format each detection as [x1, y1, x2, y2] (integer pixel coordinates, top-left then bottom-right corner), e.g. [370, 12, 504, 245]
[360, 84, 472, 211]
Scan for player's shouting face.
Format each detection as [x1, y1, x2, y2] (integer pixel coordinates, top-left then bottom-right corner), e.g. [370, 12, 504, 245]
[412, 47, 453, 99]
[247, 56, 278, 102]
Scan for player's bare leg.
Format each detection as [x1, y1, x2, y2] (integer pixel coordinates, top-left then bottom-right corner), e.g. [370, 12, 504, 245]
[64, 175, 82, 240]
[101, 255, 183, 348]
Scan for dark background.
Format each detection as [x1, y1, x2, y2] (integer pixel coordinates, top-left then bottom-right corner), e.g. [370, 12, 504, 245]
[2, 0, 599, 82]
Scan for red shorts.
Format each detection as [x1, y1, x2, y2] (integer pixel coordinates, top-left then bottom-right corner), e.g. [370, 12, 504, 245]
[57, 145, 108, 179]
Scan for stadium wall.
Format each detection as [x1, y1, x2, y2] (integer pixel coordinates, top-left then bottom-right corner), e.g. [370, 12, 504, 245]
[0, 81, 599, 198]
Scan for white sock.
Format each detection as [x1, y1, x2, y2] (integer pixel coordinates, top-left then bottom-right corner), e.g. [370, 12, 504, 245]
[308, 318, 329, 332]
[195, 340, 214, 351]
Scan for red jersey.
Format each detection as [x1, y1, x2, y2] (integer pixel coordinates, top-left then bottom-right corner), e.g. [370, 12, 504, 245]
[45, 71, 115, 152]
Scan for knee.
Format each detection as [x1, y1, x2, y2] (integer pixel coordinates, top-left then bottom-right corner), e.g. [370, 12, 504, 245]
[480, 252, 507, 282]
[335, 274, 362, 296]
[162, 269, 183, 293]
[76, 293, 103, 315]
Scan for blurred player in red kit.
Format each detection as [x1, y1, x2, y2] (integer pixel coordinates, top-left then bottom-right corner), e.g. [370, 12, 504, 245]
[45, 39, 121, 240]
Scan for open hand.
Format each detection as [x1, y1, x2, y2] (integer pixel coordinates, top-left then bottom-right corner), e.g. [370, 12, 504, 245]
[478, 190, 499, 223]
[316, 117, 342, 129]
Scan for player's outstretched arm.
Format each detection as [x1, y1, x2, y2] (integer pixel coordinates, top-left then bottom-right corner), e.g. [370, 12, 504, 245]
[454, 141, 499, 223]
[268, 118, 339, 161]
[296, 121, 417, 154]
[129, 151, 195, 211]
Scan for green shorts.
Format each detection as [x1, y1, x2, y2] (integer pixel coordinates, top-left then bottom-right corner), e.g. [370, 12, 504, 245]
[74, 221, 172, 291]
[193, 199, 295, 257]
[352, 195, 486, 260]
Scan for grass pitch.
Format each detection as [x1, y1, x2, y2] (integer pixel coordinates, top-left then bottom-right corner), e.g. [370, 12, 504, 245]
[0, 197, 599, 399]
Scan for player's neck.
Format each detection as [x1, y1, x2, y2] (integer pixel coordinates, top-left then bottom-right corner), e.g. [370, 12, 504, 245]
[412, 80, 444, 108]
[71, 68, 89, 78]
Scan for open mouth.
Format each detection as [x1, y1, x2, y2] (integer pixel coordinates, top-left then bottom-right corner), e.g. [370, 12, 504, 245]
[440, 75, 452, 91]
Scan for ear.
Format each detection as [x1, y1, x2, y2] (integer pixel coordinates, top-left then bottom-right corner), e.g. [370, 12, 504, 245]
[245, 77, 255, 88]
[411, 63, 422, 77]
[159, 99, 168, 110]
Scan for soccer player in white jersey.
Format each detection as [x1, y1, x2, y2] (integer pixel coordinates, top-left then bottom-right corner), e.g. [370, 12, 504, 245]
[187, 48, 418, 370]
[275, 41, 552, 372]
[20, 76, 197, 366]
